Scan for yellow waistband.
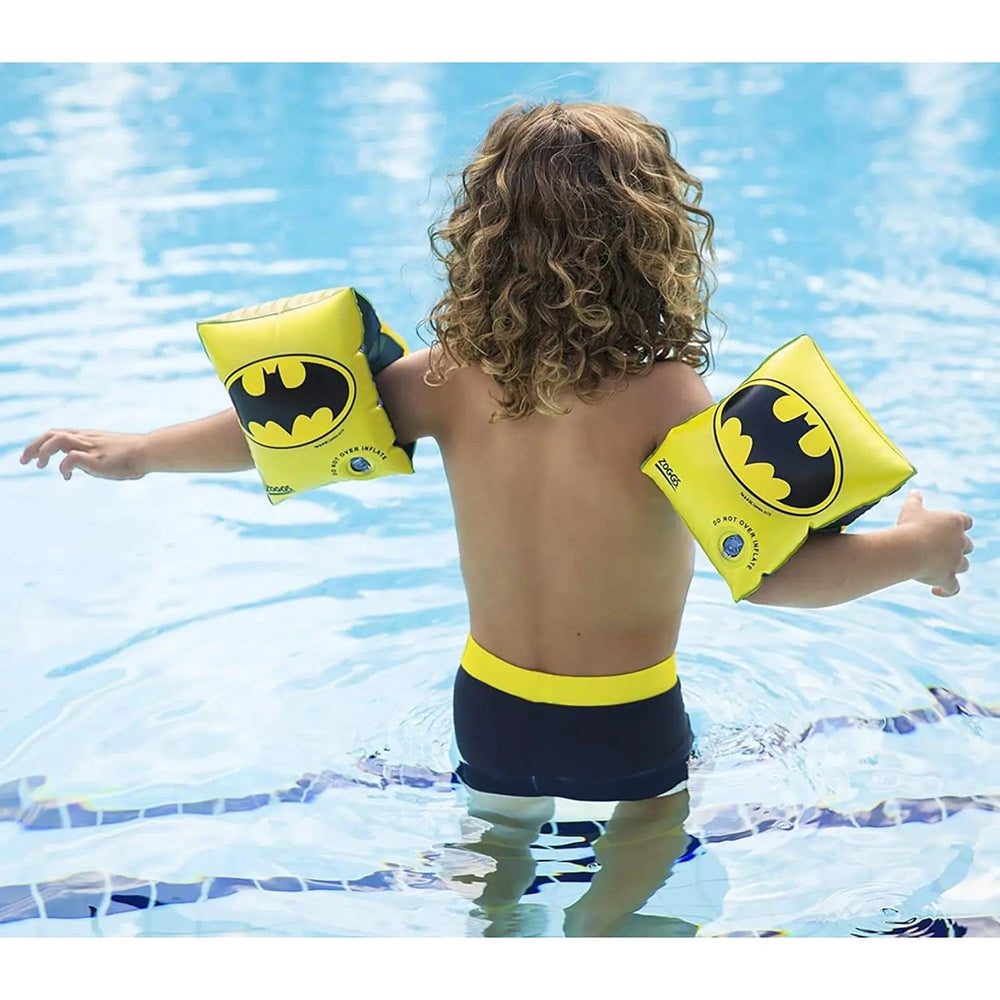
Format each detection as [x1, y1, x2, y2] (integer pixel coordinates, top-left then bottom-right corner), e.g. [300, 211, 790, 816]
[460, 635, 678, 707]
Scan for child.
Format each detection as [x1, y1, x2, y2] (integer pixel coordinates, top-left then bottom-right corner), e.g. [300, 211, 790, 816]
[20, 102, 974, 934]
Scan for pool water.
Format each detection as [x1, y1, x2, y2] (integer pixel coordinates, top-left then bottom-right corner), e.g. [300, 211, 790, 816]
[1, 62, 998, 937]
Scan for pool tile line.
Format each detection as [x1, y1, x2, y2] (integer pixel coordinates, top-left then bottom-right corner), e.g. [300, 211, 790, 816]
[4, 683, 995, 833]
[2, 847, 1000, 934]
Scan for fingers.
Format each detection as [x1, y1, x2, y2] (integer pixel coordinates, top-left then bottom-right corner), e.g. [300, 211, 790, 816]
[19, 436, 41, 463]
[38, 433, 81, 468]
[963, 537, 975, 555]
[902, 489, 925, 511]
[930, 546, 971, 598]
[952, 510, 974, 531]
[59, 451, 93, 481]
[931, 552, 971, 598]
[20, 429, 68, 465]
[22, 430, 86, 469]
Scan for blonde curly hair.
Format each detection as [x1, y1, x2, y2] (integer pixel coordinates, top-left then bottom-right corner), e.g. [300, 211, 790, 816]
[424, 101, 718, 421]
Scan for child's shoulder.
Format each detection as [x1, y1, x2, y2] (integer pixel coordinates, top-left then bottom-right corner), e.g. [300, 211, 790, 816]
[373, 346, 444, 446]
[632, 360, 714, 442]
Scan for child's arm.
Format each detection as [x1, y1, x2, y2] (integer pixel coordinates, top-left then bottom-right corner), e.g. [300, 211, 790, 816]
[21, 345, 443, 482]
[746, 491, 974, 607]
[643, 365, 974, 608]
[20, 408, 253, 480]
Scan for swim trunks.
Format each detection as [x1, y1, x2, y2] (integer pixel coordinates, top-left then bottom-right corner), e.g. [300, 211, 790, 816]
[453, 635, 694, 801]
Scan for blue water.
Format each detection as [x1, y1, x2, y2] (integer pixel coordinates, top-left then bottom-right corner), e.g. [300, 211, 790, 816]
[1, 63, 999, 937]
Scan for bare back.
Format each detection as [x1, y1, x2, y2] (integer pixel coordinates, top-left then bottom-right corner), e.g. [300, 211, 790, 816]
[431, 361, 705, 678]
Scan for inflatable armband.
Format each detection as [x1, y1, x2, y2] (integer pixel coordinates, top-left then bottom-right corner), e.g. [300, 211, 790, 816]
[197, 287, 415, 505]
[641, 336, 916, 601]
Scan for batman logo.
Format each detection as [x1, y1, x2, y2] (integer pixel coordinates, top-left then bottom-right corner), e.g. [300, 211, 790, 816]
[225, 354, 357, 449]
[713, 379, 842, 516]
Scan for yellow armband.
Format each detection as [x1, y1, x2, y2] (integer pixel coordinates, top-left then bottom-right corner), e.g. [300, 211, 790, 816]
[197, 287, 415, 505]
[641, 336, 916, 601]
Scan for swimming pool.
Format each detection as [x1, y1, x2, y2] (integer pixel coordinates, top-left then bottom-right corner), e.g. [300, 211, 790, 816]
[2, 62, 998, 937]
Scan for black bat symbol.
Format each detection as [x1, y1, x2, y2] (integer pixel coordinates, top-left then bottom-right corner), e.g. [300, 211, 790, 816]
[228, 359, 351, 440]
[719, 383, 837, 511]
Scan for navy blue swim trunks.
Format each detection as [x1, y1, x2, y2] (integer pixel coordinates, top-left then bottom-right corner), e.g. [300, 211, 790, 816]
[453, 635, 694, 801]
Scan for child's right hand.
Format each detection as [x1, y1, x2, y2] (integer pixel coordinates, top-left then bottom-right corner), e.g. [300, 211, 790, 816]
[896, 490, 974, 598]
[20, 429, 147, 481]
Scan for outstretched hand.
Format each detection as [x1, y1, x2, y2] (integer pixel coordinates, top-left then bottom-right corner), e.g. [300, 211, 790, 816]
[896, 490, 974, 598]
[19, 429, 146, 481]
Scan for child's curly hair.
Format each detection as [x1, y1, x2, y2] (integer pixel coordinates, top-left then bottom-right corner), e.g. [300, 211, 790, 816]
[425, 101, 718, 421]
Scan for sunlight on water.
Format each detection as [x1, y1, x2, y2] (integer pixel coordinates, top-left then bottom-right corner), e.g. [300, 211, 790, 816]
[1, 63, 998, 937]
